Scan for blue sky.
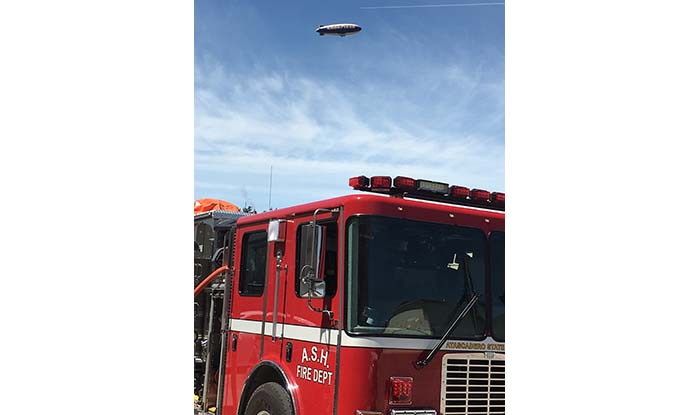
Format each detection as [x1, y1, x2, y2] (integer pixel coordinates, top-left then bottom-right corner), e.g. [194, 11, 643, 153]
[195, 1, 504, 211]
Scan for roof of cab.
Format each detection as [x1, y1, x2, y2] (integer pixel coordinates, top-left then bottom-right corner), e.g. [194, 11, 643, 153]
[236, 193, 504, 227]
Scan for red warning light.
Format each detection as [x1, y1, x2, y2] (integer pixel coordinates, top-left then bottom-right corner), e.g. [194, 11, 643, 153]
[449, 185, 470, 199]
[388, 377, 413, 405]
[393, 176, 416, 191]
[370, 176, 392, 189]
[470, 189, 490, 201]
[349, 176, 370, 190]
[491, 192, 505, 204]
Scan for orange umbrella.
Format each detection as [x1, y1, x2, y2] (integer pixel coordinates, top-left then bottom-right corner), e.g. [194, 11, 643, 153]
[194, 198, 240, 214]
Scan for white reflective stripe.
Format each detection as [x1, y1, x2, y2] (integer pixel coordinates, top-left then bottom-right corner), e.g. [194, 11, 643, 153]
[284, 323, 339, 344]
[230, 318, 337, 345]
[228, 319, 284, 338]
[340, 332, 436, 350]
[230, 318, 261, 334]
[229, 319, 505, 351]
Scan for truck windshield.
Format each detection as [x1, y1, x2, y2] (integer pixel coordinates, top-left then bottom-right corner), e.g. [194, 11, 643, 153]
[346, 215, 494, 340]
[490, 231, 505, 341]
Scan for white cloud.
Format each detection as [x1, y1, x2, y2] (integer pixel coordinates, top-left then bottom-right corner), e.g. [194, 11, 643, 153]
[194, 59, 503, 208]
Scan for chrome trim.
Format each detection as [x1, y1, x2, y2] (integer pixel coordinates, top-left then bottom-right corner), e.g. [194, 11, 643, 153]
[440, 352, 505, 415]
[389, 410, 437, 415]
[272, 249, 282, 340]
[236, 360, 298, 415]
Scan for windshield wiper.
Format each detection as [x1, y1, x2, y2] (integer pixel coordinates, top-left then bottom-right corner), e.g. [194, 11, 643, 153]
[462, 253, 479, 333]
[415, 294, 479, 368]
[415, 253, 479, 368]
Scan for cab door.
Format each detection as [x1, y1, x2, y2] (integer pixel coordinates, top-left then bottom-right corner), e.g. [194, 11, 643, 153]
[281, 211, 341, 415]
[260, 219, 289, 362]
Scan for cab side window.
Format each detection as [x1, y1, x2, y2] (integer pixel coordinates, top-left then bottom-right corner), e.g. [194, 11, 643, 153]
[295, 223, 338, 297]
[239, 231, 267, 296]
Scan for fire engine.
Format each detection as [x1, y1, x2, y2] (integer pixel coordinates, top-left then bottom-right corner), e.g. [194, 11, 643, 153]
[194, 175, 505, 415]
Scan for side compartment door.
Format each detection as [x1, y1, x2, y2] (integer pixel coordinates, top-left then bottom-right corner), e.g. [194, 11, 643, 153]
[223, 226, 269, 415]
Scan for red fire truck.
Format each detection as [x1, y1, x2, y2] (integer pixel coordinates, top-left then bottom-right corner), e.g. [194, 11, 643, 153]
[194, 175, 505, 415]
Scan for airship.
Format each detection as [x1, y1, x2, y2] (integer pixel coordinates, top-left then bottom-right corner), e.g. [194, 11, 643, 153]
[316, 23, 362, 37]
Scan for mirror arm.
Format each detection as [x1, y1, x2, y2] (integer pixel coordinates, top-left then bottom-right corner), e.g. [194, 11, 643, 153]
[300, 272, 333, 317]
[311, 208, 338, 226]
[306, 292, 333, 318]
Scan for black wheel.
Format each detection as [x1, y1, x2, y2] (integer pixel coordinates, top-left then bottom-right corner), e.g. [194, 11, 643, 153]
[244, 382, 293, 415]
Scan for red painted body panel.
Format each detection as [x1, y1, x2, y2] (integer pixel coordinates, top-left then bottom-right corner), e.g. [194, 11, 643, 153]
[220, 192, 504, 415]
[283, 338, 337, 414]
[338, 347, 447, 413]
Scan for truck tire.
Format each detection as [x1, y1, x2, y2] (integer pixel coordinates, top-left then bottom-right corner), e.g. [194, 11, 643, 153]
[244, 382, 293, 415]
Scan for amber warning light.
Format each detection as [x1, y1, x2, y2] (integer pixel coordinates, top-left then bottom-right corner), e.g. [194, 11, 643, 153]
[348, 175, 505, 211]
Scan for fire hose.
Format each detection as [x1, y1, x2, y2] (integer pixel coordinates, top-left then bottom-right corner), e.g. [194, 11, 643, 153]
[194, 265, 229, 297]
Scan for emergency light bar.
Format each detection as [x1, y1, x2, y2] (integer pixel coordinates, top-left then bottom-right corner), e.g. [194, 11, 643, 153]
[348, 175, 505, 211]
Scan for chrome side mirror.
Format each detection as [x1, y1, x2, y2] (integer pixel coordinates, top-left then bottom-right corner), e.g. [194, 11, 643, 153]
[307, 279, 326, 298]
[299, 224, 325, 299]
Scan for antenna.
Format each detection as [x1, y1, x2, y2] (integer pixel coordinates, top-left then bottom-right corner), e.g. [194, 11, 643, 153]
[268, 165, 273, 211]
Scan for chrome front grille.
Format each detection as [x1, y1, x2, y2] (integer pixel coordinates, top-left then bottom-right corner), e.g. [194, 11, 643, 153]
[440, 352, 505, 414]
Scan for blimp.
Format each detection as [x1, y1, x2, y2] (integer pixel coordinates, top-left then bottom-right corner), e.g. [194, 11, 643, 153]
[316, 23, 362, 37]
